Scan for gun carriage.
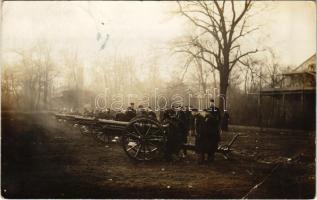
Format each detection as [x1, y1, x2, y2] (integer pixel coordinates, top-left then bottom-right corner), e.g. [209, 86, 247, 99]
[55, 113, 238, 162]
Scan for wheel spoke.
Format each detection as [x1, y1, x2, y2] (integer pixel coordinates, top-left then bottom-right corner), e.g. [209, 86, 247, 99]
[134, 144, 142, 158]
[124, 118, 165, 161]
[127, 143, 140, 152]
[146, 141, 159, 152]
[151, 147, 158, 152]
[147, 140, 159, 147]
[145, 125, 152, 136]
[145, 136, 165, 142]
[133, 123, 143, 136]
[145, 142, 158, 153]
[146, 128, 161, 137]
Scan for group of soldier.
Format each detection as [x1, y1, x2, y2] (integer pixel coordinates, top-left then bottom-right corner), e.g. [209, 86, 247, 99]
[60, 99, 229, 164]
[157, 99, 225, 164]
[123, 99, 228, 164]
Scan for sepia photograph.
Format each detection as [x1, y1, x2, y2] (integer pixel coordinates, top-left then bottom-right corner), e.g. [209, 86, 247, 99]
[1, 0, 316, 198]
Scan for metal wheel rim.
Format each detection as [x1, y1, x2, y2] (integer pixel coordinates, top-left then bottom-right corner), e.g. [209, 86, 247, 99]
[122, 117, 165, 161]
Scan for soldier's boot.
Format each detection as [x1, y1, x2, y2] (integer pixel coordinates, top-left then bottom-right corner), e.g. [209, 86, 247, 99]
[183, 148, 187, 156]
[164, 150, 173, 162]
[180, 148, 187, 158]
[207, 153, 215, 162]
[198, 154, 205, 164]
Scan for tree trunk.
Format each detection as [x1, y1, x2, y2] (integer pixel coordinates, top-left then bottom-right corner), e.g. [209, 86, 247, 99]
[202, 81, 207, 94]
[219, 69, 229, 112]
[43, 66, 48, 110]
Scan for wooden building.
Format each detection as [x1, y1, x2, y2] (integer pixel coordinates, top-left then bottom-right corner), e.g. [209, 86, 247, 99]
[260, 54, 316, 129]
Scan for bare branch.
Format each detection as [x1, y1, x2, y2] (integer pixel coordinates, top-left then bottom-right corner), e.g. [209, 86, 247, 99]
[230, 49, 258, 71]
[177, 1, 224, 51]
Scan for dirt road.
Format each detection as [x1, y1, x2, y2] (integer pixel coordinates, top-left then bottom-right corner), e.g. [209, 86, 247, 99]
[1, 113, 315, 198]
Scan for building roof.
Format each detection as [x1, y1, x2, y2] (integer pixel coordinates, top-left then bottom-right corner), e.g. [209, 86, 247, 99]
[289, 53, 316, 73]
[281, 71, 315, 76]
[260, 54, 316, 95]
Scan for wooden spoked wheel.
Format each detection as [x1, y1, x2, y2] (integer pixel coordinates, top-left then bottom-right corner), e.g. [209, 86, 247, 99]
[122, 117, 166, 161]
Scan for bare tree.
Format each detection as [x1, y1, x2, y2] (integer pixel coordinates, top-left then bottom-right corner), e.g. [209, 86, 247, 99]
[177, 0, 258, 111]
[62, 50, 85, 109]
[262, 48, 282, 88]
[4, 43, 57, 111]
[1, 63, 21, 109]
[34, 43, 56, 110]
[238, 47, 283, 94]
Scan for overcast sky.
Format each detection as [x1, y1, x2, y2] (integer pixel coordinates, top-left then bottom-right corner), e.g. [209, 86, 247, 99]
[1, 1, 316, 81]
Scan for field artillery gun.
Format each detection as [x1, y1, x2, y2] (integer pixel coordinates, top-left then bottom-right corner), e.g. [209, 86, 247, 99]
[55, 113, 239, 162]
[56, 113, 167, 161]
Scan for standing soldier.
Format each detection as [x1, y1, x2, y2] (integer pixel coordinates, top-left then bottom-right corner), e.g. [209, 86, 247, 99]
[204, 99, 221, 162]
[136, 105, 147, 117]
[125, 103, 137, 121]
[170, 105, 177, 117]
[147, 107, 157, 120]
[188, 106, 195, 136]
[184, 106, 192, 135]
[83, 108, 90, 116]
[192, 108, 206, 164]
[176, 106, 189, 157]
[130, 103, 136, 114]
[162, 108, 182, 161]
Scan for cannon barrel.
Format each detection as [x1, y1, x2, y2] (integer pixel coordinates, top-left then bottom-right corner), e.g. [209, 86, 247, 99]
[55, 113, 140, 132]
[55, 113, 167, 131]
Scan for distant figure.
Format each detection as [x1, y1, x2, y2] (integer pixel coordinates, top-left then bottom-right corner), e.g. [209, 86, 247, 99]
[137, 105, 147, 117]
[130, 103, 136, 113]
[170, 105, 177, 117]
[221, 110, 230, 131]
[125, 106, 137, 121]
[115, 110, 128, 122]
[161, 108, 176, 121]
[147, 107, 157, 120]
[94, 109, 102, 118]
[83, 108, 90, 116]
[98, 108, 111, 119]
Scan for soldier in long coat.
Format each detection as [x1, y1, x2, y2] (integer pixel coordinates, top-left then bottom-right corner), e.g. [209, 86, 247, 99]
[161, 108, 182, 161]
[176, 107, 189, 156]
[192, 109, 206, 162]
[194, 100, 221, 163]
[204, 99, 221, 162]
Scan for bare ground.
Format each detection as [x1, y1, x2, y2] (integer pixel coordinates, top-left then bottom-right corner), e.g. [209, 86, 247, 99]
[1, 112, 315, 198]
